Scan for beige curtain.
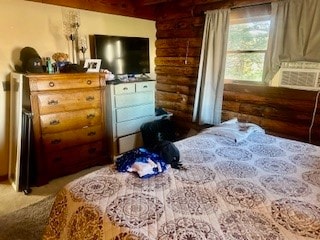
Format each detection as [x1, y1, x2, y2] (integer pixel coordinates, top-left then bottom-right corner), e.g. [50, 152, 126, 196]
[192, 9, 230, 125]
[263, 0, 320, 83]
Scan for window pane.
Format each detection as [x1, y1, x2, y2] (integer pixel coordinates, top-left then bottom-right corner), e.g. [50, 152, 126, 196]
[225, 52, 265, 82]
[227, 21, 270, 51]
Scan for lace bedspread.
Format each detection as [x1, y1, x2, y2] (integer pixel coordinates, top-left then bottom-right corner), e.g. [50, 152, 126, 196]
[43, 130, 320, 240]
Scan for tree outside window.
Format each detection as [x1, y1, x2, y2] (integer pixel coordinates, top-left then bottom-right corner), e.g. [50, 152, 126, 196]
[225, 15, 270, 82]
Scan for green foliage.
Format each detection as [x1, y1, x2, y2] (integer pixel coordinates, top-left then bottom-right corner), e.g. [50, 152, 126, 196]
[225, 20, 270, 82]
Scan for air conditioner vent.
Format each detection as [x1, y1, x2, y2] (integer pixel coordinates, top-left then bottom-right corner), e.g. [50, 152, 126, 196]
[279, 68, 320, 91]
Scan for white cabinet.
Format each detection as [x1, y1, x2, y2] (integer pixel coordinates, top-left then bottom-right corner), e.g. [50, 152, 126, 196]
[105, 80, 155, 158]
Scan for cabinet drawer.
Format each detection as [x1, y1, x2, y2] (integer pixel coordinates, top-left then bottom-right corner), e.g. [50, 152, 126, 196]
[114, 83, 135, 95]
[37, 90, 101, 114]
[116, 104, 154, 122]
[114, 91, 154, 108]
[46, 141, 105, 178]
[118, 133, 143, 154]
[42, 125, 103, 152]
[116, 116, 154, 137]
[40, 108, 102, 134]
[136, 81, 155, 92]
[29, 74, 100, 91]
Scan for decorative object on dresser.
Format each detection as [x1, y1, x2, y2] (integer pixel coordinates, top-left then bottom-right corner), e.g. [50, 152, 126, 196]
[105, 80, 156, 159]
[9, 72, 109, 188]
[84, 59, 101, 72]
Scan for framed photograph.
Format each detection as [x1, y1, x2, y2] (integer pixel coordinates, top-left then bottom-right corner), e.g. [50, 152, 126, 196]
[84, 59, 101, 72]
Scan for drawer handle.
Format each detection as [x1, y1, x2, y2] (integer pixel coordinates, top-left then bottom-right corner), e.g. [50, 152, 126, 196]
[86, 96, 95, 101]
[51, 139, 61, 144]
[50, 120, 60, 125]
[143, 85, 148, 88]
[87, 131, 96, 136]
[48, 100, 59, 105]
[123, 87, 128, 91]
[88, 147, 97, 154]
[87, 80, 92, 85]
[49, 81, 55, 87]
[87, 114, 95, 119]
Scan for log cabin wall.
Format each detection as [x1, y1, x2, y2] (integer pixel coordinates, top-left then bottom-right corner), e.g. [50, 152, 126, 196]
[153, 0, 320, 146]
[153, 0, 273, 122]
[26, 0, 320, 145]
[223, 84, 320, 146]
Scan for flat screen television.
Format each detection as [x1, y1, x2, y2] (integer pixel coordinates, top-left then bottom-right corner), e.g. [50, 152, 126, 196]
[91, 34, 150, 76]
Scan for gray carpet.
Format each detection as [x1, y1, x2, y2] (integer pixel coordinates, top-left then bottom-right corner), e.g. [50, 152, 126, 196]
[0, 195, 55, 240]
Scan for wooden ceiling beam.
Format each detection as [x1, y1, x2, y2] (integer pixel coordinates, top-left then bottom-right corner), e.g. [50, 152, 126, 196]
[25, 0, 157, 20]
[137, 0, 172, 6]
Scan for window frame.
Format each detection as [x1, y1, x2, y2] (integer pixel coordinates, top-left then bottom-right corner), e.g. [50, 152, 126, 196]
[224, 4, 271, 85]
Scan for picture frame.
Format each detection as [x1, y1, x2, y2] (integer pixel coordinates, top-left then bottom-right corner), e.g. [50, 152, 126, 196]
[84, 59, 101, 72]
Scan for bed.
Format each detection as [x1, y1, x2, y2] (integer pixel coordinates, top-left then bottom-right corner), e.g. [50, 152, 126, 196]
[42, 122, 320, 240]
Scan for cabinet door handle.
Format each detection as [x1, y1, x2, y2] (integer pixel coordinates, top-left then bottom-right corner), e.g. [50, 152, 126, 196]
[87, 80, 92, 85]
[87, 131, 96, 136]
[50, 119, 60, 125]
[49, 81, 55, 87]
[88, 147, 97, 154]
[48, 99, 59, 105]
[51, 139, 61, 144]
[86, 96, 94, 101]
[87, 114, 95, 119]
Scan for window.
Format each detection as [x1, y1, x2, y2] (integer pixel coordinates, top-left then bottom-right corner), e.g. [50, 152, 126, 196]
[225, 4, 271, 83]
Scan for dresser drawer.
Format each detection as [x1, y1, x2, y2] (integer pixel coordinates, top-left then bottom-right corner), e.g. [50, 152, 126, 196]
[40, 108, 102, 134]
[114, 91, 154, 108]
[28, 74, 100, 91]
[116, 104, 154, 122]
[116, 116, 154, 137]
[118, 133, 143, 154]
[46, 141, 105, 178]
[114, 83, 135, 95]
[42, 125, 103, 152]
[136, 81, 155, 92]
[36, 89, 101, 114]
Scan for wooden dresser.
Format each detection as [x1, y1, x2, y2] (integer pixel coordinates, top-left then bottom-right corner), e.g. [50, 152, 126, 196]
[23, 73, 108, 185]
[105, 80, 155, 159]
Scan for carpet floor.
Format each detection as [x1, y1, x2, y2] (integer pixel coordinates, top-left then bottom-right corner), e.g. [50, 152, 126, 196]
[0, 195, 55, 240]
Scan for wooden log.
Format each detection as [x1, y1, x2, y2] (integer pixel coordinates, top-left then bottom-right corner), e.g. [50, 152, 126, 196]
[157, 27, 203, 38]
[156, 91, 194, 105]
[224, 83, 317, 101]
[156, 82, 195, 96]
[156, 16, 205, 31]
[155, 66, 198, 77]
[223, 88, 319, 112]
[222, 101, 315, 124]
[156, 74, 197, 86]
[32, 0, 156, 20]
[156, 106, 193, 121]
[156, 99, 193, 112]
[156, 47, 201, 57]
[155, 5, 197, 21]
[156, 38, 202, 49]
[139, 0, 170, 5]
[222, 110, 309, 139]
[193, 0, 272, 16]
[155, 57, 200, 67]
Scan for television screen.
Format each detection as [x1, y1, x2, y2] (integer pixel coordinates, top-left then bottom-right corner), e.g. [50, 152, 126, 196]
[91, 34, 150, 75]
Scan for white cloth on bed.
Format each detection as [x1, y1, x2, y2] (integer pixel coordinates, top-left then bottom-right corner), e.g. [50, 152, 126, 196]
[202, 118, 265, 142]
[128, 158, 164, 178]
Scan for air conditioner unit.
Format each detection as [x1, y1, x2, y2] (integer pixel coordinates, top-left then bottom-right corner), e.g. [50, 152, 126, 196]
[279, 68, 320, 91]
